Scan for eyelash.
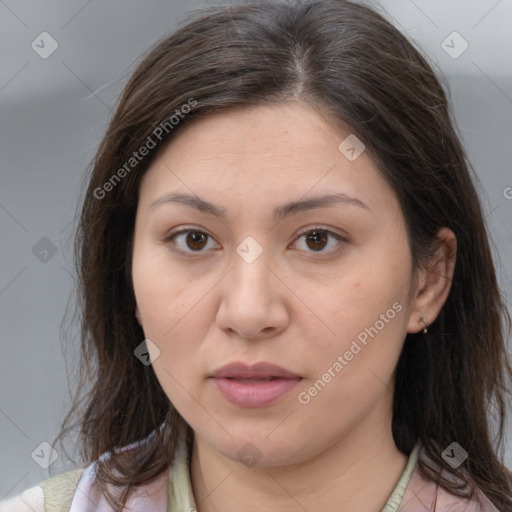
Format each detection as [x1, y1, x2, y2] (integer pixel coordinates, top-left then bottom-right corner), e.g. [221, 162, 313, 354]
[163, 225, 348, 258]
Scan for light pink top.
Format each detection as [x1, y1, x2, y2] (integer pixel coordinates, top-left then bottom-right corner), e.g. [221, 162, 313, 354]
[1, 428, 503, 511]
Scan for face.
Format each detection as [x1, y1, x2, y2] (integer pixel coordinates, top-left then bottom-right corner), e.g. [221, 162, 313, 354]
[132, 102, 418, 467]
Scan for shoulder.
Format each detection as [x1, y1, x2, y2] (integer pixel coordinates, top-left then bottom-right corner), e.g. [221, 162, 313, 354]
[434, 483, 502, 512]
[403, 448, 502, 512]
[0, 467, 85, 512]
[0, 485, 45, 512]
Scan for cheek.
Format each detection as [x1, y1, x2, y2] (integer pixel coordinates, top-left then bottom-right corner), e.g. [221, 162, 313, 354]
[133, 239, 191, 330]
[297, 237, 412, 388]
[132, 242, 206, 372]
[136, 274, 209, 354]
[133, 255, 211, 414]
[295, 283, 407, 434]
[347, 231, 412, 313]
[314, 251, 410, 343]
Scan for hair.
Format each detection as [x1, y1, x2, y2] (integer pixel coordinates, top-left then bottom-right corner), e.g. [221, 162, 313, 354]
[52, 0, 512, 510]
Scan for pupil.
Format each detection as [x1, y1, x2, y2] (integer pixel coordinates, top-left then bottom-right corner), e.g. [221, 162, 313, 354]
[307, 230, 327, 251]
[187, 232, 207, 250]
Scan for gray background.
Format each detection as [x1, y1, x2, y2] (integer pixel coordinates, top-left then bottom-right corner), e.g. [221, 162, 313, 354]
[1, 0, 511, 499]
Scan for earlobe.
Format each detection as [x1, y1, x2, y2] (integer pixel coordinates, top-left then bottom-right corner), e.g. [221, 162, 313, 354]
[406, 227, 457, 334]
[135, 306, 142, 326]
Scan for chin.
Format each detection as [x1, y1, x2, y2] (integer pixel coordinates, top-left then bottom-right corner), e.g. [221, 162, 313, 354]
[206, 430, 313, 468]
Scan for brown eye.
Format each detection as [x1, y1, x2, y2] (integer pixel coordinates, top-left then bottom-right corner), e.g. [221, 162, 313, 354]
[166, 229, 219, 254]
[305, 230, 329, 251]
[292, 227, 346, 256]
[184, 231, 208, 251]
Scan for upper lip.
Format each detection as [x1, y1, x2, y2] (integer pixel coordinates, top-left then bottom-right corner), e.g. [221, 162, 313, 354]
[211, 362, 301, 379]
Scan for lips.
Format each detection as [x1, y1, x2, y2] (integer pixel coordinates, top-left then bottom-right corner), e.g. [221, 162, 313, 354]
[210, 362, 302, 408]
[210, 361, 301, 380]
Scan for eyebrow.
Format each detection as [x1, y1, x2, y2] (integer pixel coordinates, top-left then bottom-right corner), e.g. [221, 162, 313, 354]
[149, 191, 371, 220]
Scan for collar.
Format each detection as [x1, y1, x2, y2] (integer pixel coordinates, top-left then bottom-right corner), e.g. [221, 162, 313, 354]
[167, 431, 423, 512]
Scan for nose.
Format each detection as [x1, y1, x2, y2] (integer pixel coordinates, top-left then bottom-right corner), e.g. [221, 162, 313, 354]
[215, 250, 290, 340]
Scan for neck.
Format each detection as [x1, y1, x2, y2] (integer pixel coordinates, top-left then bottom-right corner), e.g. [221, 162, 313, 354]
[190, 403, 409, 512]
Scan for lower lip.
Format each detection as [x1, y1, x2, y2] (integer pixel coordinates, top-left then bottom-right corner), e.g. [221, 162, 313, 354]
[211, 377, 302, 408]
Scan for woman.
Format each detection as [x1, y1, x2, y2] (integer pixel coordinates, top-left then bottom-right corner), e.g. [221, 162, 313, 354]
[2, 0, 511, 510]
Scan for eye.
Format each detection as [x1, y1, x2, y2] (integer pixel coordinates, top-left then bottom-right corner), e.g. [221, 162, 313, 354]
[291, 227, 347, 255]
[164, 226, 347, 257]
[165, 228, 220, 255]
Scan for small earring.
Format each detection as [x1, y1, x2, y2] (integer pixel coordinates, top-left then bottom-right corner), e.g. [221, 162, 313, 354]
[420, 317, 428, 334]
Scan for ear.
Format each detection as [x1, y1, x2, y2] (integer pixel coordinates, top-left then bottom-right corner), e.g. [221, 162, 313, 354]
[407, 227, 457, 334]
[135, 305, 143, 326]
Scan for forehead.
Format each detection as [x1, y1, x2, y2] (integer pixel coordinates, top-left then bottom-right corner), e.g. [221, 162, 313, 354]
[155, 103, 340, 168]
[138, 102, 399, 220]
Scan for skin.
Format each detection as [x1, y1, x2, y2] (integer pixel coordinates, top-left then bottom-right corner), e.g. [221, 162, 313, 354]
[131, 102, 456, 512]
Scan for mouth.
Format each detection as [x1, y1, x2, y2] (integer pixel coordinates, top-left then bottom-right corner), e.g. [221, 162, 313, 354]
[223, 377, 283, 382]
[211, 376, 302, 408]
[210, 362, 302, 408]
[210, 361, 301, 380]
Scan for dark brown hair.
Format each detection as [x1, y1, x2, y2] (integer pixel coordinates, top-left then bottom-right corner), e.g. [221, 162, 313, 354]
[53, 0, 512, 509]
